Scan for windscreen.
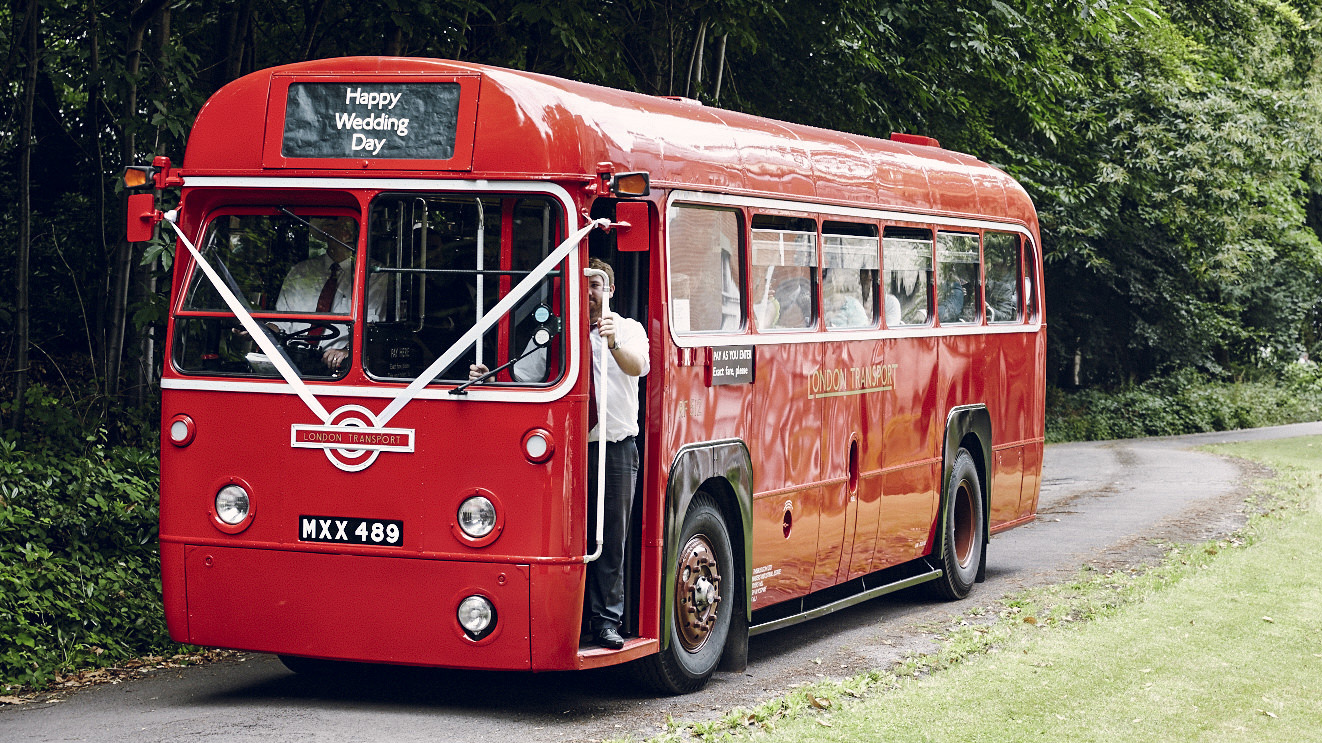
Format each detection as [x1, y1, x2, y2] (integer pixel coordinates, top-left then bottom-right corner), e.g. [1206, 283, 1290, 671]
[363, 194, 567, 384]
[173, 211, 370, 380]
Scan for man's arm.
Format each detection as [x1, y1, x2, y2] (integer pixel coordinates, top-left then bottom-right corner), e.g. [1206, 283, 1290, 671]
[598, 314, 648, 377]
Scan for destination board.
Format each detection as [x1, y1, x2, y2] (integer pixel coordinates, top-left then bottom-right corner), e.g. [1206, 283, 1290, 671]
[282, 82, 461, 160]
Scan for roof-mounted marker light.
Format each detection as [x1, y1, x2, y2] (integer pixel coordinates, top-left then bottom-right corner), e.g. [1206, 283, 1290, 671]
[890, 132, 942, 148]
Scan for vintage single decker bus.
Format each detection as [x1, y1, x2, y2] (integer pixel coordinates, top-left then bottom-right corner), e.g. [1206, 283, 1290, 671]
[126, 56, 1045, 693]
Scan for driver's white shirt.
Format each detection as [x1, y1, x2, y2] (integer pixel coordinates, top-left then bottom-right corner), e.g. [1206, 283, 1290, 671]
[274, 254, 384, 349]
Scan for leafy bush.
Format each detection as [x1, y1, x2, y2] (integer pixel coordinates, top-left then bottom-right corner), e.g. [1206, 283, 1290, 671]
[1047, 364, 1322, 442]
[0, 388, 172, 689]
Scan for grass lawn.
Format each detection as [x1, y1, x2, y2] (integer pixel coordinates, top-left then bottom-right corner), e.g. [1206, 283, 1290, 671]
[659, 436, 1322, 743]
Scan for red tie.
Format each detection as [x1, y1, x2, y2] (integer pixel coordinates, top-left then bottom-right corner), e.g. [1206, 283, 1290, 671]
[311, 262, 340, 344]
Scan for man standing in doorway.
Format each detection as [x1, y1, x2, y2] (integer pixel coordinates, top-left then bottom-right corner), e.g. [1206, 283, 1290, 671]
[468, 257, 648, 649]
[584, 257, 649, 649]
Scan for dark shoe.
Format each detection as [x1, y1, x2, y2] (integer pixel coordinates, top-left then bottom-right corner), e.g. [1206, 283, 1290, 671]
[594, 625, 624, 650]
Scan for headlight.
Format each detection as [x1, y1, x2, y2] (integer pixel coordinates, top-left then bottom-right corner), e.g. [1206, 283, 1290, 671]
[457, 496, 496, 539]
[457, 595, 496, 640]
[215, 485, 251, 525]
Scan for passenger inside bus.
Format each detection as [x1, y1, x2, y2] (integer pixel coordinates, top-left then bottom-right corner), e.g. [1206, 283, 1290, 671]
[887, 269, 930, 325]
[823, 268, 872, 329]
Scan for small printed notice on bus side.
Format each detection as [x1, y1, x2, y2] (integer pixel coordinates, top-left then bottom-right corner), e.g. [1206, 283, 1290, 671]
[707, 345, 754, 386]
[282, 83, 461, 160]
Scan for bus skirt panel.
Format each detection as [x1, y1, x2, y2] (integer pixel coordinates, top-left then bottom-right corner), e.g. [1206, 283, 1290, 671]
[175, 544, 535, 670]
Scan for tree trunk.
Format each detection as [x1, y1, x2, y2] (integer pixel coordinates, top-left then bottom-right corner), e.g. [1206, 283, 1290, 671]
[130, 3, 174, 408]
[87, 0, 107, 386]
[302, 0, 329, 59]
[12, 0, 40, 436]
[685, 21, 707, 98]
[713, 33, 728, 101]
[108, 0, 168, 401]
[108, 18, 145, 399]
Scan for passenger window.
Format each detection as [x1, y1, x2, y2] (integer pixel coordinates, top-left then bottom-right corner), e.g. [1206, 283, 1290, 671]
[752, 215, 817, 330]
[668, 205, 745, 333]
[983, 231, 1022, 323]
[822, 222, 879, 330]
[882, 228, 933, 327]
[936, 232, 980, 325]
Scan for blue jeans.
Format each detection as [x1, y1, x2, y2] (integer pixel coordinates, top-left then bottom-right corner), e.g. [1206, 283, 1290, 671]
[586, 437, 638, 631]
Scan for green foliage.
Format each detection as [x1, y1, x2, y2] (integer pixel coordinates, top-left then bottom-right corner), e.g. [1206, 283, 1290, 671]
[1046, 363, 1322, 441]
[5, 0, 1322, 414]
[0, 388, 171, 690]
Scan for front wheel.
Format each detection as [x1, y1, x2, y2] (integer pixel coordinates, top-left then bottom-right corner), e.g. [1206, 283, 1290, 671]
[637, 493, 734, 694]
[930, 448, 985, 600]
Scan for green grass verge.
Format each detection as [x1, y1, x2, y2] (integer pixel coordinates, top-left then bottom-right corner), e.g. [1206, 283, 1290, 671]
[651, 436, 1322, 743]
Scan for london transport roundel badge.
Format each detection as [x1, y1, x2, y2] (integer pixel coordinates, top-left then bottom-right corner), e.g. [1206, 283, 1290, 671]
[289, 405, 416, 472]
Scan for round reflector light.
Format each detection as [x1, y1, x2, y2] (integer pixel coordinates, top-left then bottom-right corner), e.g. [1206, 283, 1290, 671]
[522, 429, 555, 464]
[457, 496, 497, 539]
[458, 595, 496, 640]
[525, 433, 548, 459]
[167, 414, 195, 447]
[215, 485, 251, 525]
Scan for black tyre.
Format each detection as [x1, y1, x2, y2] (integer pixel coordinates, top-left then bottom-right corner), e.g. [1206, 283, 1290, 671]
[930, 448, 985, 600]
[637, 493, 734, 694]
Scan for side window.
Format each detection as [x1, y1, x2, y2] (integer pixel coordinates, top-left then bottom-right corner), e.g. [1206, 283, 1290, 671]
[751, 215, 817, 330]
[882, 227, 933, 327]
[1024, 237, 1040, 322]
[668, 205, 745, 333]
[822, 222, 879, 330]
[984, 231, 1022, 323]
[936, 232, 980, 325]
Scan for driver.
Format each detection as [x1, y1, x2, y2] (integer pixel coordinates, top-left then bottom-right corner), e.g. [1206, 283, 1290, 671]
[273, 217, 384, 370]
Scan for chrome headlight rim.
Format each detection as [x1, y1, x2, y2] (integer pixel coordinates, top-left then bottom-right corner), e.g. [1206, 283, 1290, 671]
[456, 594, 498, 641]
[210, 478, 256, 533]
[452, 489, 504, 547]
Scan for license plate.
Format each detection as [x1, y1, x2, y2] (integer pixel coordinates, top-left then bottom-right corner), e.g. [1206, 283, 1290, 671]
[299, 515, 403, 546]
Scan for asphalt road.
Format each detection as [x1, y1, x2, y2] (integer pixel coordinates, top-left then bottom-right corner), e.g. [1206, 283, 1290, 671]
[4, 422, 1320, 743]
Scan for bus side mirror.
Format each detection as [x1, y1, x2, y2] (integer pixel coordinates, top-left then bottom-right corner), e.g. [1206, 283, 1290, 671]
[127, 192, 161, 242]
[614, 201, 651, 252]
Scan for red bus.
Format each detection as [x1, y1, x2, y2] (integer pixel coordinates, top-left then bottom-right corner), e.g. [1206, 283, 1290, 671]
[127, 56, 1044, 693]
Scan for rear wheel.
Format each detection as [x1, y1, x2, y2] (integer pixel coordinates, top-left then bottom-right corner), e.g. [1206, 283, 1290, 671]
[930, 448, 985, 600]
[638, 493, 733, 694]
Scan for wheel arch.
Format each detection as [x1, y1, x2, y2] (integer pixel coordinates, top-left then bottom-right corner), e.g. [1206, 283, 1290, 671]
[940, 405, 992, 576]
[663, 439, 752, 664]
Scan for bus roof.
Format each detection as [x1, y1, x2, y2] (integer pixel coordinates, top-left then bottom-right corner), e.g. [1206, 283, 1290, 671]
[183, 56, 1037, 228]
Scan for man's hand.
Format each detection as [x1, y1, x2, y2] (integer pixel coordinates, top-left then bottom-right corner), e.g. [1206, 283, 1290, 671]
[323, 347, 348, 369]
[597, 312, 618, 349]
[468, 363, 490, 380]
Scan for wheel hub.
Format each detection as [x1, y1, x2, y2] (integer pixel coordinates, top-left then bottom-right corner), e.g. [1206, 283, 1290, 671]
[674, 534, 722, 652]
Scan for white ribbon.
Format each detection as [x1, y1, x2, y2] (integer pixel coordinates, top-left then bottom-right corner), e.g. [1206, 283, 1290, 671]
[165, 211, 608, 429]
[376, 218, 607, 427]
[163, 214, 332, 423]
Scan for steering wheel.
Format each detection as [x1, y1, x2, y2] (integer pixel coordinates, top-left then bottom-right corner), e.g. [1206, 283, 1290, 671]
[275, 321, 342, 350]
